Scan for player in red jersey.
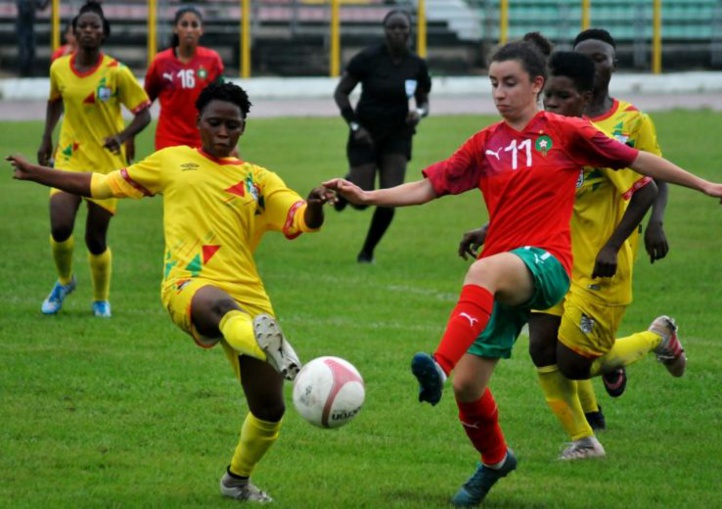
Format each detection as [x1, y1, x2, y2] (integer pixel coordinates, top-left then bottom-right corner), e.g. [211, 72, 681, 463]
[50, 19, 78, 63]
[144, 5, 224, 150]
[325, 40, 722, 507]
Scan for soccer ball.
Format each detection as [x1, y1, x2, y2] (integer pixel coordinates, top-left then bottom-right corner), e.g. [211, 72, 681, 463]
[292, 356, 365, 429]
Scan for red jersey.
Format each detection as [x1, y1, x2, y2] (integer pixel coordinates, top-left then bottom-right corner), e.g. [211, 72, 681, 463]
[144, 46, 224, 150]
[423, 111, 639, 275]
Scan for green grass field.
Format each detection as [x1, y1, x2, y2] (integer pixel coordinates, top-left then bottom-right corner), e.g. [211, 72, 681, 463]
[1, 111, 721, 508]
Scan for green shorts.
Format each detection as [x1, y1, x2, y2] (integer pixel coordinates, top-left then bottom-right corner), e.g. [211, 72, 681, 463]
[467, 247, 570, 359]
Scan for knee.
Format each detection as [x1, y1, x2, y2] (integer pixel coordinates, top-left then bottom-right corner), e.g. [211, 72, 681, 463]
[250, 402, 285, 423]
[213, 299, 241, 319]
[529, 339, 556, 367]
[51, 224, 73, 242]
[84, 232, 107, 255]
[557, 360, 590, 380]
[452, 376, 482, 404]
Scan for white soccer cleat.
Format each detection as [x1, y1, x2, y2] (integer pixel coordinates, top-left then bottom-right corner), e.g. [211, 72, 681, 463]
[649, 315, 686, 377]
[559, 436, 606, 461]
[219, 472, 273, 503]
[253, 313, 301, 381]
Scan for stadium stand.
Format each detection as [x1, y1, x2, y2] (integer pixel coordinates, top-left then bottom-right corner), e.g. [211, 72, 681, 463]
[1, 0, 720, 77]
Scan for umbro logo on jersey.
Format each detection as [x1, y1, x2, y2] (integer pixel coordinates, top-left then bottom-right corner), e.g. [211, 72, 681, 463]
[181, 163, 199, 171]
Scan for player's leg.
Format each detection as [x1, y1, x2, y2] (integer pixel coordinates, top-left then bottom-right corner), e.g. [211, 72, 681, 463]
[357, 150, 407, 263]
[577, 379, 606, 430]
[449, 307, 523, 507]
[336, 132, 376, 212]
[42, 191, 81, 314]
[220, 347, 283, 503]
[532, 308, 604, 459]
[85, 199, 114, 317]
[590, 316, 686, 377]
[190, 285, 300, 379]
[413, 248, 568, 404]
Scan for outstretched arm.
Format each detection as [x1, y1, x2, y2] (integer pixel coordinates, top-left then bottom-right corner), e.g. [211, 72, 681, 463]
[323, 178, 437, 208]
[629, 152, 722, 200]
[8, 154, 92, 196]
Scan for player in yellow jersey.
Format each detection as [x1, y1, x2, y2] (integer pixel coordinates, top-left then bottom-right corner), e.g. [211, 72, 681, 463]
[9, 81, 335, 502]
[38, 1, 151, 318]
[572, 27, 670, 422]
[459, 51, 686, 461]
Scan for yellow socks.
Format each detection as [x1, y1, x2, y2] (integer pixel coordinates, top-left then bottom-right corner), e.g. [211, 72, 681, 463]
[51, 235, 74, 285]
[229, 413, 282, 477]
[88, 248, 112, 301]
[219, 310, 267, 361]
[576, 379, 599, 414]
[537, 365, 594, 441]
[590, 331, 662, 377]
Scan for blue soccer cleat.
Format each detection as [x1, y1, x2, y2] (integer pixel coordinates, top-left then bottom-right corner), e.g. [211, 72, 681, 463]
[92, 300, 112, 318]
[451, 450, 518, 507]
[411, 352, 446, 405]
[41, 277, 76, 315]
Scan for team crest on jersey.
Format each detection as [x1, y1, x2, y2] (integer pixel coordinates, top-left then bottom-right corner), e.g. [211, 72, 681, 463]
[97, 85, 112, 102]
[580, 313, 595, 334]
[198, 67, 208, 80]
[535, 135, 552, 156]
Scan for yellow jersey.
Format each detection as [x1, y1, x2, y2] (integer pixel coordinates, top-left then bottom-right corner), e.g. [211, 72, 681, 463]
[50, 52, 150, 173]
[100, 146, 316, 305]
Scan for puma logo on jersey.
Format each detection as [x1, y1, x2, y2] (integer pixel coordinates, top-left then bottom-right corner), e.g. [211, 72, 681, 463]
[485, 148, 502, 160]
[459, 312, 478, 327]
[163, 72, 173, 81]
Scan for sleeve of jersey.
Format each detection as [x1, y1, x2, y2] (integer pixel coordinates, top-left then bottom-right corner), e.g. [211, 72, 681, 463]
[143, 60, 161, 101]
[604, 167, 652, 201]
[118, 65, 151, 113]
[346, 50, 367, 79]
[422, 135, 481, 196]
[90, 152, 164, 199]
[260, 170, 315, 239]
[48, 62, 61, 102]
[635, 114, 662, 156]
[567, 120, 639, 169]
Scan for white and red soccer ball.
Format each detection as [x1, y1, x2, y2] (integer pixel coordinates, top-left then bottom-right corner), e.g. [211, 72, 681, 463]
[292, 356, 365, 429]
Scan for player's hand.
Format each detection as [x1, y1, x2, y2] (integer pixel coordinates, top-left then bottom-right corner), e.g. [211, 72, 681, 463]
[592, 245, 619, 279]
[353, 127, 374, 147]
[458, 226, 488, 260]
[306, 186, 337, 206]
[6, 154, 36, 180]
[37, 137, 53, 166]
[103, 135, 123, 155]
[406, 109, 421, 127]
[644, 221, 669, 264]
[322, 178, 368, 206]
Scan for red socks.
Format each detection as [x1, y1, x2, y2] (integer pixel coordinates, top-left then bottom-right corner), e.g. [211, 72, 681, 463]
[434, 284, 493, 374]
[457, 388, 507, 465]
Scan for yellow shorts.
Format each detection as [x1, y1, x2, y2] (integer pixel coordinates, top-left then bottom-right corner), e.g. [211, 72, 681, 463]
[160, 277, 274, 347]
[50, 187, 118, 215]
[557, 291, 627, 358]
